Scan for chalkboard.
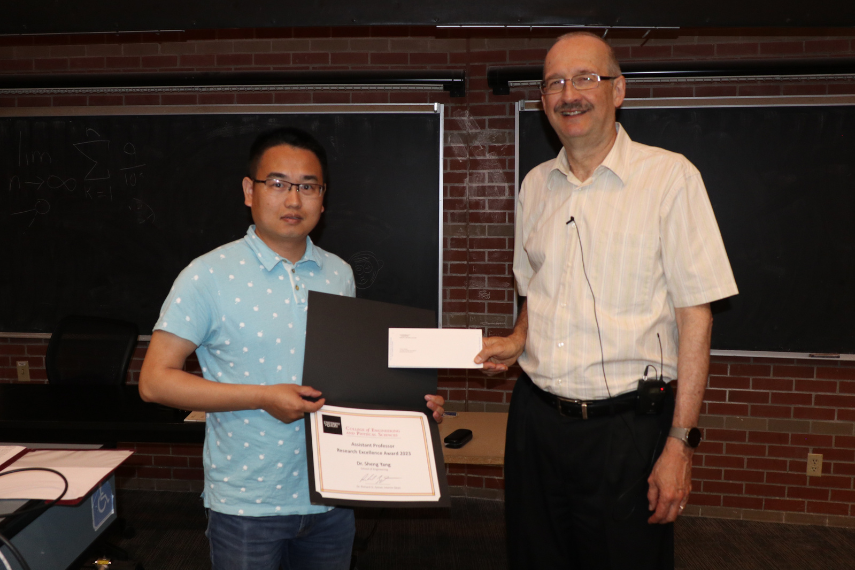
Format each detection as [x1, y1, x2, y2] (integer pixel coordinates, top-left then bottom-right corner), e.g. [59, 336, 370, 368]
[518, 99, 855, 355]
[0, 105, 442, 333]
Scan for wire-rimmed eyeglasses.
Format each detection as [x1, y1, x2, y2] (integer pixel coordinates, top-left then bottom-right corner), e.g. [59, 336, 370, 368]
[252, 178, 326, 198]
[541, 73, 619, 95]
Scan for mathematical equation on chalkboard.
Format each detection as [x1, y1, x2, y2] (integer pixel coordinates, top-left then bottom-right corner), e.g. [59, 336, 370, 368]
[5, 127, 156, 227]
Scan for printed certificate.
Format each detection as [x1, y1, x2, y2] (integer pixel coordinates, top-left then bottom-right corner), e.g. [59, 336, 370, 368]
[308, 405, 441, 502]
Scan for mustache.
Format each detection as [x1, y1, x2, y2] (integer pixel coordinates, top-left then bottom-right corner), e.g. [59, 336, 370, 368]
[553, 102, 592, 114]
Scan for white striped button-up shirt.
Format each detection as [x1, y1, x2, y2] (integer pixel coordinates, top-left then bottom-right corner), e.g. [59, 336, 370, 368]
[514, 124, 738, 400]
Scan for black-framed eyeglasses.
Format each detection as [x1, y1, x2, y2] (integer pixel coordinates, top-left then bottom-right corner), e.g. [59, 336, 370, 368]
[252, 178, 326, 198]
[540, 73, 619, 94]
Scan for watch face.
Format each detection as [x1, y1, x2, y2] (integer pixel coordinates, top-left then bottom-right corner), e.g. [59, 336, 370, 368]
[687, 427, 702, 448]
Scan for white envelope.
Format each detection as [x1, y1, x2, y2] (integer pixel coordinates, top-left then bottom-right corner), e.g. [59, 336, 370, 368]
[388, 328, 483, 369]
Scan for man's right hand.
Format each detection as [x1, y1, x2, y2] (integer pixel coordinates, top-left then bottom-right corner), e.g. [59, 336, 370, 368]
[260, 384, 325, 423]
[474, 334, 525, 375]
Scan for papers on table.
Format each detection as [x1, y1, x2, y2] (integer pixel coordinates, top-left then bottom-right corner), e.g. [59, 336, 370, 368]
[309, 405, 441, 503]
[388, 328, 483, 369]
[0, 449, 133, 503]
[0, 446, 26, 470]
[184, 411, 206, 422]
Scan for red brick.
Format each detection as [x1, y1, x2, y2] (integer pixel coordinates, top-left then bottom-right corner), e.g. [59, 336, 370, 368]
[768, 446, 810, 459]
[141, 55, 177, 68]
[744, 483, 787, 497]
[750, 405, 792, 418]
[723, 495, 764, 509]
[68, 56, 106, 70]
[125, 94, 160, 105]
[703, 429, 747, 443]
[688, 493, 721, 506]
[790, 433, 833, 447]
[815, 448, 855, 462]
[805, 39, 852, 53]
[795, 378, 838, 392]
[739, 85, 783, 97]
[729, 390, 769, 404]
[106, 56, 140, 68]
[696, 441, 724, 455]
[465, 475, 484, 488]
[764, 498, 804, 512]
[723, 469, 765, 483]
[484, 477, 505, 490]
[807, 501, 850, 515]
[724, 442, 766, 457]
[704, 388, 727, 402]
[254, 53, 293, 66]
[153, 455, 189, 467]
[830, 489, 855, 502]
[706, 402, 750, 416]
[704, 455, 745, 469]
[746, 457, 788, 471]
[787, 486, 830, 501]
[731, 364, 771, 377]
[171, 444, 203, 456]
[672, 44, 717, 58]
[631, 45, 672, 59]
[840, 381, 855, 394]
[772, 365, 814, 378]
[793, 406, 836, 420]
[816, 366, 855, 380]
[236, 93, 274, 105]
[370, 53, 408, 65]
[771, 392, 813, 406]
[695, 85, 738, 97]
[447, 474, 466, 486]
[87, 95, 124, 106]
[0, 59, 34, 71]
[766, 471, 808, 486]
[702, 480, 743, 495]
[782, 85, 828, 96]
[759, 42, 804, 55]
[199, 93, 236, 105]
[465, 465, 504, 477]
[508, 48, 547, 63]
[273, 92, 313, 104]
[816, 394, 855, 408]
[839, 409, 855, 422]
[693, 467, 723, 480]
[180, 54, 216, 67]
[837, 436, 855, 448]
[709, 375, 749, 390]
[172, 468, 204, 481]
[161, 94, 197, 105]
[715, 43, 760, 57]
[312, 92, 350, 104]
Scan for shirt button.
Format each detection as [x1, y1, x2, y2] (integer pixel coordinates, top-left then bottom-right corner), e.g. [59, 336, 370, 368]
[291, 268, 295, 273]
[295, 285, 299, 291]
[557, 342, 564, 347]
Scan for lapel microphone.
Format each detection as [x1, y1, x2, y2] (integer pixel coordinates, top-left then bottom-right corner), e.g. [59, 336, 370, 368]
[566, 216, 575, 225]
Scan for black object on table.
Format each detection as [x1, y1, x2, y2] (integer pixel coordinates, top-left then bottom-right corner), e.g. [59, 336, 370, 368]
[0, 384, 204, 444]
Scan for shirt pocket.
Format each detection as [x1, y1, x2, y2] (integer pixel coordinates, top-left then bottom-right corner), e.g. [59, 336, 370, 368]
[591, 231, 659, 315]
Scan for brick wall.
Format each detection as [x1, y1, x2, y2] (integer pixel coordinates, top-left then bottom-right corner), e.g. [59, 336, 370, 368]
[2, 26, 855, 521]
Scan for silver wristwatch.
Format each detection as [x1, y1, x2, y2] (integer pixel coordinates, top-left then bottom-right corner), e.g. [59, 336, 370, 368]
[668, 426, 702, 448]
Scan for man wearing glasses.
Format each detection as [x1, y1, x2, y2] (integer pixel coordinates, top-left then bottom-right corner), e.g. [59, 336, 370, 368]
[476, 33, 737, 569]
[140, 127, 445, 569]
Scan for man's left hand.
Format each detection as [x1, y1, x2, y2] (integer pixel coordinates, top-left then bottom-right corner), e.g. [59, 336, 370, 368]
[647, 437, 692, 523]
[425, 394, 445, 423]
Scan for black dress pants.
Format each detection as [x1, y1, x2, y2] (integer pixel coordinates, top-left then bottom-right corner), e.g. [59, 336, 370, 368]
[505, 373, 675, 570]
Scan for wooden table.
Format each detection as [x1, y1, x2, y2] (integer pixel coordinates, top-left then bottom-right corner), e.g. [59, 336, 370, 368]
[438, 412, 508, 465]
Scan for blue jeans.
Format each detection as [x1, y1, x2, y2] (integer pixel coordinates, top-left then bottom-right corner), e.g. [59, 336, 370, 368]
[206, 508, 355, 570]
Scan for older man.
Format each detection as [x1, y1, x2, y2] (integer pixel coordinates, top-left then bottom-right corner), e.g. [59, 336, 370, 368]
[477, 33, 738, 569]
[140, 127, 445, 570]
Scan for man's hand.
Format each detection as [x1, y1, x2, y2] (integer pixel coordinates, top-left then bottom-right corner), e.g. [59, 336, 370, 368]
[474, 300, 529, 375]
[425, 394, 445, 423]
[475, 335, 526, 375]
[647, 437, 692, 523]
[260, 383, 325, 423]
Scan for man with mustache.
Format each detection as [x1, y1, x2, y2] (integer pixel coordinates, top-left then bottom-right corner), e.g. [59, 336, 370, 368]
[476, 33, 737, 569]
[140, 127, 445, 569]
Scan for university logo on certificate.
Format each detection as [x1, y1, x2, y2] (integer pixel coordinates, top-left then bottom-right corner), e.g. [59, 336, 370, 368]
[309, 405, 442, 502]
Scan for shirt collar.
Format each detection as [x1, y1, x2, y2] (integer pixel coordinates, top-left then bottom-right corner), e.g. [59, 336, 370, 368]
[244, 225, 324, 272]
[551, 122, 632, 187]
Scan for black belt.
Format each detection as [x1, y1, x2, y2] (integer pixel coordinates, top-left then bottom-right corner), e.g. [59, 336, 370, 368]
[531, 381, 637, 420]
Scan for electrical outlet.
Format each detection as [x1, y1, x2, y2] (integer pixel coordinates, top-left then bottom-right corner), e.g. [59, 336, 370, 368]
[16, 361, 30, 382]
[807, 453, 823, 477]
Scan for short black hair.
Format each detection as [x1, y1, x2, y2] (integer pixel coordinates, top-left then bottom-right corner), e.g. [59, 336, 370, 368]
[247, 127, 330, 185]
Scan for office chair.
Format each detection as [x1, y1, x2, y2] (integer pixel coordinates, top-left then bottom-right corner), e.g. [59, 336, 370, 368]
[44, 315, 140, 566]
[45, 315, 138, 386]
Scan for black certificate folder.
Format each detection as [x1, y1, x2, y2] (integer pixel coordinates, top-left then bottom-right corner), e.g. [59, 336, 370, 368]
[303, 291, 450, 508]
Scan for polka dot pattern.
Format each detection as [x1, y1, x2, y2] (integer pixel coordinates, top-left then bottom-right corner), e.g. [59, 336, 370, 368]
[154, 226, 355, 517]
